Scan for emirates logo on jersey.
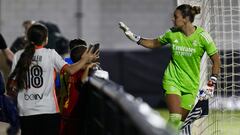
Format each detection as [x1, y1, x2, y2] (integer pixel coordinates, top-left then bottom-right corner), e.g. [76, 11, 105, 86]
[172, 44, 196, 57]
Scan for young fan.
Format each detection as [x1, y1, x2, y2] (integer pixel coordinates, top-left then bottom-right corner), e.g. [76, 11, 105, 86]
[59, 39, 108, 135]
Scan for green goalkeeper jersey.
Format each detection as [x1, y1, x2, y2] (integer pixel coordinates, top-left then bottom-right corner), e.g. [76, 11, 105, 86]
[157, 26, 218, 95]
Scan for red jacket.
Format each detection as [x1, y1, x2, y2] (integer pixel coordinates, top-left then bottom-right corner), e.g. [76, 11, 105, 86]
[60, 70, 85, 135]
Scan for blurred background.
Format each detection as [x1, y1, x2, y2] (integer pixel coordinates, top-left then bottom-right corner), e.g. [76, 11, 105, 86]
[0, 0, 175, 50]
[0, 1, 177, 134]
[1, 0, 240, 135]
[0, 0, 176, 108]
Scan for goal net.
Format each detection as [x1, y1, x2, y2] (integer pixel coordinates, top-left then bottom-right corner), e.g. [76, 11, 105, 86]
[177, 0, 240, 134]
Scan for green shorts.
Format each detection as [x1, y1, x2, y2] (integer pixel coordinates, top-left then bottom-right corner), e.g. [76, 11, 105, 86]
[164, 84, 196, 110]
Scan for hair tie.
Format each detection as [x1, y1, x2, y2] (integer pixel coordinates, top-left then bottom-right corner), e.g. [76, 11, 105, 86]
[70, 45, 87, 51]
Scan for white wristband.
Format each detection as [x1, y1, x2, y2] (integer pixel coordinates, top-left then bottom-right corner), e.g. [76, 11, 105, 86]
[210, 76, 217, 82]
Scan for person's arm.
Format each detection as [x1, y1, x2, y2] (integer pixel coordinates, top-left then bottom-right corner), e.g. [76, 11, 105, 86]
[0, 34, 14, 62]
[210, 53, 221, 76]
[64, 48, 99, 75]
[137, 38, 161, 49]
[207, 52, 221, 86]
[2, 48, 14, 62]
[81, 63, 97, 83]
[119, 22, 161, 49]
[201, 52, 221, 100]
[200, 31, 221, 85]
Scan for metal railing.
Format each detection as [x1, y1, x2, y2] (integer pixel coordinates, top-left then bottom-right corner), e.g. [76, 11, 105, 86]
[80, 76, 173, 135]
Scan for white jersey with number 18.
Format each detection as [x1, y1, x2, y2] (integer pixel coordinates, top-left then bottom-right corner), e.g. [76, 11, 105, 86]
[11, 47, 67, 116]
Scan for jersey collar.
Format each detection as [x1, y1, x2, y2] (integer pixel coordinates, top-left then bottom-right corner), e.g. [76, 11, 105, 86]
[35, 45, 44, 49]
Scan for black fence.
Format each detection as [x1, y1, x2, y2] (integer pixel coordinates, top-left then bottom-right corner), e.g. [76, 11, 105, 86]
[100, 47, 172, 108]
[81, 76, 173, 135]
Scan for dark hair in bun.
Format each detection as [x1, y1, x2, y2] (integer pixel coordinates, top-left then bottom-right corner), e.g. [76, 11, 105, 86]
[176, 4, 201, 22]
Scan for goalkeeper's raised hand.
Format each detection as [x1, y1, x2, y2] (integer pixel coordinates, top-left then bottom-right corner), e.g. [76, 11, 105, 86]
[119, 22, 141, 43]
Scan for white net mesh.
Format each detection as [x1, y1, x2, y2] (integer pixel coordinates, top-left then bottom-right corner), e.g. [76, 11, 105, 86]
[177, 0, 240, 134]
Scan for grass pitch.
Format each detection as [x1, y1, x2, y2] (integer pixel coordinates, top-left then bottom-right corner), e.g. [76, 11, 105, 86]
[156, 108, 240, 135]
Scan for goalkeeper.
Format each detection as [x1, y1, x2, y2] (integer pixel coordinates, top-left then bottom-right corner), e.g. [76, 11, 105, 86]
[119, 4, 220, 131]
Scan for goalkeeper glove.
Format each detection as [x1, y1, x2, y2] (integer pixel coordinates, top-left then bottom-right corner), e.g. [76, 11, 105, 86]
[199, 75, 217, 101]
[198, 88, 213, 101]
[207, 75, 217, 87]
[119, 22, 141, 43]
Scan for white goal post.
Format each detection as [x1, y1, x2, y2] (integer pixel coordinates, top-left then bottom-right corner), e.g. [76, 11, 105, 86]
[177, 0, 240, 134]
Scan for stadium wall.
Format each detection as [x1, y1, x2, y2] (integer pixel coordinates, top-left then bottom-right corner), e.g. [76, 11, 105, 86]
[0, 0, 175, 50]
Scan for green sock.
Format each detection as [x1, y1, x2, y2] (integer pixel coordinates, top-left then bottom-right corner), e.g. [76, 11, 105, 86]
[168, 113, 182, 132]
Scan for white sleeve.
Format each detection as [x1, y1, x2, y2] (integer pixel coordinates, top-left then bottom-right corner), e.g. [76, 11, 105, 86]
[51, 50, 67, 72]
